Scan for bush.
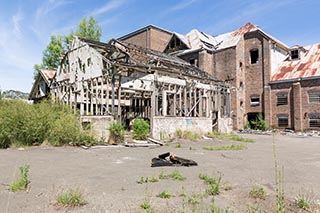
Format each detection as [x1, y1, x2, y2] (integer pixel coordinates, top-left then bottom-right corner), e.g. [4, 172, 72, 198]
[132, 119, 150, 140]
[250, 113, 268, 131]
[0, 99, 97, 148]
[109, 122, 125, 144]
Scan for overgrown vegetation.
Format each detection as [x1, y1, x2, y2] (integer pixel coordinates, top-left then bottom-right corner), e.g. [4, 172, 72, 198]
[157, 190, 172, 199]
[0, 100, 97, 148]
[140, 199, 152, 212]
[9, 165, 30, 192]
[207, 131, 254, 143]
[203, 144, 247, 151]
[294, 194, 311, 210]
[175, 129, 200, 141]
[199, 174, 222, 196]
[249, 113, 268, 130]
[159, 170, 186, 181]
[55, 188, 87, 208]
[132, 119, 150, 140]
[108, 122, 125, 144]
[136, 176, 158, 184]
[249, 186, 266, 199]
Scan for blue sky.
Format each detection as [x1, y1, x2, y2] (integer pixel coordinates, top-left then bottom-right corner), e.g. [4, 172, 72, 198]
[0, 0, 319, 92]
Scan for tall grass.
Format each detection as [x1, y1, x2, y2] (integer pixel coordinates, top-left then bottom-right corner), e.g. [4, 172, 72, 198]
[0, 99, 97, 148]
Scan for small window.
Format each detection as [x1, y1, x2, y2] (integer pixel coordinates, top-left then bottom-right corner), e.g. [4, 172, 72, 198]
[309, 113, 320, 128]
[250, 96, 260, 106]
[189, 58, 198, 67]
[309, 91, 320, 103]
[290, 49, 299, 60]
[278, 114, 288, 127]
[250, 49, 259, 64]
[277, 93, 288, 105]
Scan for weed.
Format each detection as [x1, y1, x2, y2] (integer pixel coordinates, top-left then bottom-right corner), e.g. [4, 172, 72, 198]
[180, 186, 186, 197]
[132, 119, 150, 140]
[199, 174, 221, 196]
[9, 164, 30, 192]
[273, 134, 285, 212]
[295, 194, 311, 210]
[157, 190, 172, 199]
[222, 183, 233, 191]
[159, 170, 186, 181]
[137, 176, 158, 184]
[209, 198, 229, 213]
[175, 129, 200, 141]
[249, 186, 266, 199]
[175, 143, 182, 148]
[55, 188, 87, 208]
[206, 131, 254, 143]
[203, 144, 247, 151]
[170, 171, 186, 181]
[140, 199, 152, 211]
[108, 121, 125, 144]
[188, 197, 200, 205]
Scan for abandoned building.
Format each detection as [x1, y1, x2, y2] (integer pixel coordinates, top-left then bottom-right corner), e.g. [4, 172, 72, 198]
[29, 69, 56, 103]
[49, 37, 232, 139]
[118, 23, 320, 131]
[30, 22, 320, 135]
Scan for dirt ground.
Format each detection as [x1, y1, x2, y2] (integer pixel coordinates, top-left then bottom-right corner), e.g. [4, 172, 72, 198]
[1, 133, 320, 212]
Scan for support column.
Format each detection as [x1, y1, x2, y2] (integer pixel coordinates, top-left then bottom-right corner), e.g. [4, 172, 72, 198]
[162, 90, 167, 116]
[293, 82, 303, 131]
[264, 85, 272, 128]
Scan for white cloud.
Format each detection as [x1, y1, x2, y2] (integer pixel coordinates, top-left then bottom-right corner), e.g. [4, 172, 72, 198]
[169, 0, 198, 11]
[89, 0, 125, 17]
[12, 10, 23, 39]
[35, 0, 72, 22]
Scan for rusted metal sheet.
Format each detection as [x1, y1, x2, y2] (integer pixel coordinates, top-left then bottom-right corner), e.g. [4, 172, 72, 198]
[272, 43, 320, 81]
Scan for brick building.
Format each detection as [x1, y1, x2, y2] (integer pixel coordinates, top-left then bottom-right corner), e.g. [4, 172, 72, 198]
[119, 23, 320, 131]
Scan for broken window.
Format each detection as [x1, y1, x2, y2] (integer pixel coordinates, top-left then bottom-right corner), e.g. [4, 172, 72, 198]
[250, 96, 260, 106]
[250, 49, 259, 64]
[290, 49, 299, 60]
[308, 91, 320, 103]
[277, 93, 288, 105]
[309, 113, 320, 128]
[189, 58, 198, 67]
[278, 114, 288, 127]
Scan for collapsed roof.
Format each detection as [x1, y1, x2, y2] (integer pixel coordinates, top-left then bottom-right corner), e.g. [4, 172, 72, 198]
[169, 22, 289, 56]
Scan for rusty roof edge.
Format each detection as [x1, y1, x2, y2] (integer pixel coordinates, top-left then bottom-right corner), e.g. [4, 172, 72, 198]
[269, 75, 320, 85]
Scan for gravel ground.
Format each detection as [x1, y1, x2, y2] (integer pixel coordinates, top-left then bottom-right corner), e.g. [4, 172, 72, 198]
[1, 134, 320, 212]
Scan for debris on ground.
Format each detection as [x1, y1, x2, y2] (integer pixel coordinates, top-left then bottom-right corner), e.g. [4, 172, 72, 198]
[151, 152, 198, 167]
[124, 138, 165, 147]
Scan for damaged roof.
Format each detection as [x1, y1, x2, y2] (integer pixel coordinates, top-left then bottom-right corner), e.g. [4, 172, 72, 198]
[78, 37, 219, 82]
[271, 43, 320, 81]
[40, 69, 56, 84]
[176, 22, 288, 55]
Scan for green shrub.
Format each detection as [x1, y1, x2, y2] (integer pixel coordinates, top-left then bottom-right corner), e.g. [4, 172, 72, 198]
[0, 100, 97, 148]
[109, 122, 125, 144]
[249, 186, 266, 199]
[9, 164, 30, 192]
[132, 119, 150, 140]
[250, 113, 268, 131]
[157, 190, 172, 198]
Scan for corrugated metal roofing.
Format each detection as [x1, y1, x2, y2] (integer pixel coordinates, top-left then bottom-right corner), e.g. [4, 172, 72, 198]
[40, 69, 56, 83]
[271, 43, 320, 81]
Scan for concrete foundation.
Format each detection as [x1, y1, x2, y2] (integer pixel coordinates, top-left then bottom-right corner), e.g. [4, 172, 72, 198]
[80, 116, 114, 142]
[151, 116, 212, 140]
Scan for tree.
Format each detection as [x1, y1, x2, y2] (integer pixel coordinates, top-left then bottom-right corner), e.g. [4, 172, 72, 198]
[33, 35, 64, 79]
[33, 17, 102, 79]
[65, 16, 102, 47]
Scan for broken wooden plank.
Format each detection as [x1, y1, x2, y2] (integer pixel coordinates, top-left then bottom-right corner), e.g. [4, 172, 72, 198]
[147, 137, 164, 146]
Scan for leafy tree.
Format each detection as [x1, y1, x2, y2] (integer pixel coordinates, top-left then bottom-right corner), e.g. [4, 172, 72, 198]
[33, 17, 101, 80]
[33, 35, 64, 79]
[65, 16, 102, 47]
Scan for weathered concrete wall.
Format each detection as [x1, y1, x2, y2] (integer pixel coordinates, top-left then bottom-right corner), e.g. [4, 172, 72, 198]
[218, 117, 233, 134]
[80, 116, 114, 142]
[152, 117, 212, 140]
